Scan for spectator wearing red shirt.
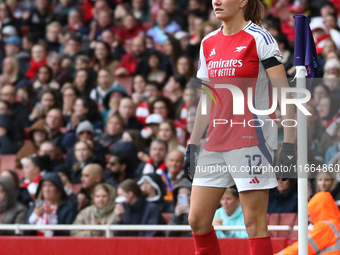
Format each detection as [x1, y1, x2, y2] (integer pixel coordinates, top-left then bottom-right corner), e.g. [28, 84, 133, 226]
[116, 14, 144, 45]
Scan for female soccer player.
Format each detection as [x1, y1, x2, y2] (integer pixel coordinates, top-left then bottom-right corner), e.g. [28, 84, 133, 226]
[184, 0, 296, 254]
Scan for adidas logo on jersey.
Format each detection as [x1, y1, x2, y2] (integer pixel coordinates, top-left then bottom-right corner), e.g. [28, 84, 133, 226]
[209, 48, 216, 56]
[249, 176, 260, 184]
[287, 155, 294, 160]
[234, 46, 247, 52]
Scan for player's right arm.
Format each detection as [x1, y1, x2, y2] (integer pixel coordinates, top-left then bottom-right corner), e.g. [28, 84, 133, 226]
[190, 40, 211, 146]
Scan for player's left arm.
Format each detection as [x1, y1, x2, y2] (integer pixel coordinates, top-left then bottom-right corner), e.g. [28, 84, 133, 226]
[266, 64, 295, 144]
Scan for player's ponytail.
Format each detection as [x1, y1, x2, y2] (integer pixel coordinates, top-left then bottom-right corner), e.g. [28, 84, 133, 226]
[243, 0, 264, 26]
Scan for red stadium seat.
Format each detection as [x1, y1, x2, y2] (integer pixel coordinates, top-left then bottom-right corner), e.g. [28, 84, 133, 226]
[0, 155, 17, 171]
[72, 184, 82, 194]
[15, 169, 24, 181]
[277, 213, 298, 239]
[268, 213, 280, 237]
[115, 77, 133, 95]
[162, 213, 173, 224]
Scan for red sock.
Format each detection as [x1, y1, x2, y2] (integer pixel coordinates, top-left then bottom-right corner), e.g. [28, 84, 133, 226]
[248, 236, 273, 255]
[192, 227, 221, 255]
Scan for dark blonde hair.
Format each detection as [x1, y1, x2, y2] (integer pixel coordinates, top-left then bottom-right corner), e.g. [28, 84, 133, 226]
[92, 183, 111, 204]
[243, 0, 264, 25]
[118, 179, 143, 198]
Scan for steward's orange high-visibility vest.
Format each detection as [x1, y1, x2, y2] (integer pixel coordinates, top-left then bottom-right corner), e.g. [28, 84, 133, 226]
[275, 192, 340, 255]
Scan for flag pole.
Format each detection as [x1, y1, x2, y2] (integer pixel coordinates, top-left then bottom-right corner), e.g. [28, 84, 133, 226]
[293, 14, 315, 255]
[296, 66, 309, 255]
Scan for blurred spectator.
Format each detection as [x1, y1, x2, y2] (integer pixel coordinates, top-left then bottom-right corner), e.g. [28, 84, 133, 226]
[176, 55, 195, 81]
[138, 173, 170, 213]
[131, 75, 147, 105]
[90, 68, 114, 105]
[45, 22, 62, 53]
[32, 65, 60, 93]
[25, 44, 48, 81]
[143, 52, 167, 84]
[121, 129, 147, 154]
[113, 3, 130, 28]
[167, 178, 192, 237]
[268, 178, 298, 214]
[89, 10, 114, 41]
[316, 170, 337, 193]
[0, 2, 21, 35]
[29, 90, 59, 123]
[72, 183, 117, 237]
[70, 141, 96, 184]
[140, 113, 164, 145]
[38, 141, 64, 172]
[163, 37, 183, 71]
[1, 84, 28, 129]
[19, 155, 50, 207]
[25, 173, 77, 236]
[61, 86, 79, 124]
[77, 163, 103, 211]
[45, 109, 65, 151]
[132, 0, 150, 22]
[104, 152, 130, 189]
[313, 84, 330, 108]
[164, 74, 187, 115]
[92, 41, 119, 75]
[116, 14, 144, 45]
[16, 119, 52, 168]
[325, 122, 340, 163]
[114, 179, 163, 236]
[0, 170, 20, 190]
[0, 57, 25, 87]
[47, 52, 72, 87]
[100, 29, 126, 61]
[53, 0, 77, 26]
[64, 120, 105, 168]
[147, 8, 181, 44]
[0, 113, 24, 154]
[163, 0, 186, 30]
[118, 97, 144, 130]
[213, 188, 248, 238]
[115, 36, 146, 77]
[164, 150, 185, 199]
[54, 164, 73, 197]
[0, 177, 27, 235]
[97, 114, 124, 150]
[157, 120, 185, 153]
[71, 69, 93, 97]
[138, 139, 167, 177]
[136, 82, 162, 125]
[101, 86, 128, 124]
[3, 36, 29, 74]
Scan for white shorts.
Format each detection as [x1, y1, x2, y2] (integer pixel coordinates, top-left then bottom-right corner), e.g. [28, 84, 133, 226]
[192, 143, 278, 192]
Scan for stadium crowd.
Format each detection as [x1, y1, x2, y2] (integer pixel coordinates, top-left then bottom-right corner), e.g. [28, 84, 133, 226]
[0, 0, 339, 238]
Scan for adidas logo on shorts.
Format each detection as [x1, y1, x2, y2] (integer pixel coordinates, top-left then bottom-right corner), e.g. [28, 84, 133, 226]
[249, 176, 260, 184]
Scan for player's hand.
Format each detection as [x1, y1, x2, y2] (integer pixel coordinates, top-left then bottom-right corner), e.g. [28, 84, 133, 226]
[279, 143, 296, 181]
[183, 144, 197, 183]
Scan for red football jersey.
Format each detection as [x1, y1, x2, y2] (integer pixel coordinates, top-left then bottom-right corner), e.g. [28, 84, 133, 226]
[197, 21, 283, 152]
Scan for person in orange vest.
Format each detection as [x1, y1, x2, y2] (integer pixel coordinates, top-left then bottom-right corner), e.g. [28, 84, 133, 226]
[275, 191, 340, 255]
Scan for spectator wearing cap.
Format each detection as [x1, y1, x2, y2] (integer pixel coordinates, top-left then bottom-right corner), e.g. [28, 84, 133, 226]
[118, 97, 144, 130]
[140, 113, 164, 146]
[138, 173, 170, 213]
[2, 36, 30, 73]
[0, 113, 23, 154]
[101, 85, 128, 124]
[54, 164, 73, 197]
[25, 172, 77, 236]
[2, 25, 18, 40]
[175, 31, 190, 52]
[77, 163, 104, 211]
[97, 114, 124, 150]
[19, 155, 50, 207]
[135, 82, 163, 125]
[15, 119, 52, 168]
[0, 177, 27, 235]
[53, 0, 77, 26]
[0, 84, 30, 127]
[64, 120, 106, 168]
[104, 152, 131, 189]
[115, 36, 147, 77]
[147, 8, 181, 44]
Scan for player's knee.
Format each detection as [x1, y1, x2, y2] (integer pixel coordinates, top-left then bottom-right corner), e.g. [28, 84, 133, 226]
[188, 211, 210, 233]
[244, 220, 268, 238]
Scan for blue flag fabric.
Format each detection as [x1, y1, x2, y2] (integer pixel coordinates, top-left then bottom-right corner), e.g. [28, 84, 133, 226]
[294, 14, 318, 91]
